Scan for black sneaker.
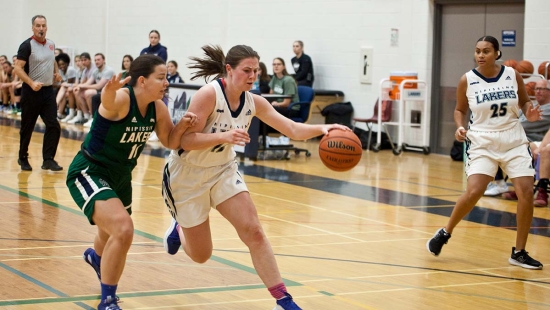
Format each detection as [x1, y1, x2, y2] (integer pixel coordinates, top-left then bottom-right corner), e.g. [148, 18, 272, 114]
[41, 159, 63, 171]
[509, 247, 543, 270]
[18, 157, 32, 171]
[426, 228, 451, 256]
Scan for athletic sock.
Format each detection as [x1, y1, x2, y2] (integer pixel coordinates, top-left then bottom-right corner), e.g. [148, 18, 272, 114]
[268, 283, 287, 299]
[100, 283, 117, 303]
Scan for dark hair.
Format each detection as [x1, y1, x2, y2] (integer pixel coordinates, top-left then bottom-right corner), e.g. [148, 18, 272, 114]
[168, 60, 178, 69]
[477, 36, 502, 60]
[3, 61, 11, 67]
[259, 62, 270, 82]
[188, 44, 260, 83]
[95, 53, 105, 60]
[55, 53, 70, 64]
[128, 54, 166, 87]
[80, 52, 91, 60]
[149, 30, 160, 39]
[32, 15, 46, 25]
[121, 54, 134, 70]
[0, 55, 7, 61]
[273, 57, 289, 76]
[294, 40, 304, 48]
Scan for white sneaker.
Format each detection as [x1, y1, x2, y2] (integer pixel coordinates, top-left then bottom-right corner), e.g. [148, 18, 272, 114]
[67, 114, 83, 124]
[484, 180, 509, 196]
[60, 114, 74, 123]
[148, 131, 159, 142]
[83, 118, 93, 127]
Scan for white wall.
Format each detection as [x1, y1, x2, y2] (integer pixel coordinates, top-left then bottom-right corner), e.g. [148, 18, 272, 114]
[0, 0, 436, 120]
[524, 0, 550, 74]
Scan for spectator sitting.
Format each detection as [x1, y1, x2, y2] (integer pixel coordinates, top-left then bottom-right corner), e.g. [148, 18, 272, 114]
[1, 61, 19, 113]
[485, 79, 550, 196]
[291, 40, 314, 87]
[60, 54, 83, 123]
[73, 53, 115, 127]
[258, 61, 271, 94]
[120, 54, 133, 79]
[54, 48, 63, 57]
[0, 55, 8, 110]
[69, 52, 95, 124]
[167, 60, 183, 83]
[140, 30, 167, 62]
[54, 53, 76, 119]
[269, 57, 299, 118]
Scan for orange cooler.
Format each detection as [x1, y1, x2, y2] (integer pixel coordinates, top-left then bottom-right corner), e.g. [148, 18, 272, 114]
[389, 71, 418, 99]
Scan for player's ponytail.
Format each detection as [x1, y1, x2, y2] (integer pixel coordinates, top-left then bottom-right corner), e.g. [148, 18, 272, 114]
[189, 44, 259, 83]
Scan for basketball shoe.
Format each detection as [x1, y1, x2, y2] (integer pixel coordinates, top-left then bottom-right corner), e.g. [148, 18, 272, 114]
[484, 180, 508, 196]
[83, 248, 101, 280]
[426, 228, 451, 256]
[164, 218, 181, 255]
[273, 293, 302, 310]
[97, 296, 120, 310]
[509, 247, 543, 270]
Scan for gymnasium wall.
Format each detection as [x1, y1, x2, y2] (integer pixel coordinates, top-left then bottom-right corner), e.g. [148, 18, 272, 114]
[1, 0, 547, 121]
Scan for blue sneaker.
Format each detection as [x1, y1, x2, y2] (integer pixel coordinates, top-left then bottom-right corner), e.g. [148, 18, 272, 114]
[97, 296, 120, 310]
[273, 293, 302, 310]
[83, 248, 101, 280]
[163, 218, 181, 255]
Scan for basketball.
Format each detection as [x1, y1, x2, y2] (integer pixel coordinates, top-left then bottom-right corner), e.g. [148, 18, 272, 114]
[525, 81, 536, 97]
[538, 61, 550, 79]
[503, 59, 518, 69]
[318, 129, 362, 171]
[517, 60, 534, 74]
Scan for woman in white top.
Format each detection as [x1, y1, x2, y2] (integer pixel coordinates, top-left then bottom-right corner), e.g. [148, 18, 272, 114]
[427, 35, 543, 270]
[162, 44, 349, 310]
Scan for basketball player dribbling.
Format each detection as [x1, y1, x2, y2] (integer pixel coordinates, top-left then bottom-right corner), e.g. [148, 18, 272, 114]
[427, 35, 543, 270]
[161, 44, 349, 309]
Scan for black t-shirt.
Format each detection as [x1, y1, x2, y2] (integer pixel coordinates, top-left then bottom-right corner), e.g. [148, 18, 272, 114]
[291, 53, 314, 87]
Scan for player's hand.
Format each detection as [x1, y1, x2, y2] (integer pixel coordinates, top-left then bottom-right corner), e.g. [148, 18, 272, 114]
[104, 72, 130, 93]
[322, 124, 351, 135]
[224, 129, 250, 146]
[181, 111, 199, 127]
[526, 103, 543, 122]
[54, 73, 62, 82]
[455, 126, 467, 142]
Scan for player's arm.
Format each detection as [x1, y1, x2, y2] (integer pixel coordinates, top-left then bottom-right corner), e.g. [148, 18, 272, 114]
[255, 94, 348, 140]
[99, 73, 131, 120]
[453, 74, 469, 141]
[154, 100, 198, 149]
[516, 70, 542, 121]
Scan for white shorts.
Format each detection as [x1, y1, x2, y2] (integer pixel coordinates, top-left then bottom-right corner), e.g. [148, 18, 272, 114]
[162, 154, 248, 228]
[465, 122, 534, 179]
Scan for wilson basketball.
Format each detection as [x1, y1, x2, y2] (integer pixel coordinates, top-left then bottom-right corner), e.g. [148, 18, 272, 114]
[517, 60, 534, 74]
[318, 129, 362, 171]
[526, 81, 536, 97]
[503, 59, 518, 69]
[538, 61, 550, 79]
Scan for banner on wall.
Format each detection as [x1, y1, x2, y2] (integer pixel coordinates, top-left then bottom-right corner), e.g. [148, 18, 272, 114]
[502, 30, 516, 47]
[167, 85, 198, 124]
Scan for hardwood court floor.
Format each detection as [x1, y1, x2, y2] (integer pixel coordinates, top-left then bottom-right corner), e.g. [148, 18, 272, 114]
[0, 114, 549, 309]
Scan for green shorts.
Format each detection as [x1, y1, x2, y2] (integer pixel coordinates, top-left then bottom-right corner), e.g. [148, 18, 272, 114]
[66, 152, 133, 225]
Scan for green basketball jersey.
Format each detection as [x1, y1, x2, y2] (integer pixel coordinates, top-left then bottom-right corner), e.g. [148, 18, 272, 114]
[82, 86, 156, 170]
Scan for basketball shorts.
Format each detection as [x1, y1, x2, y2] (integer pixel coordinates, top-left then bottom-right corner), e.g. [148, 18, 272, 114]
[162, 154, 248, 228]
[465, 123, 534, 179]
[66, 152, 132, 225]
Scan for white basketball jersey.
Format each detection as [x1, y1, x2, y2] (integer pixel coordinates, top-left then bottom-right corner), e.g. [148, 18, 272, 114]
[175, 79, 256, 167]
[466, 65, 521, 131]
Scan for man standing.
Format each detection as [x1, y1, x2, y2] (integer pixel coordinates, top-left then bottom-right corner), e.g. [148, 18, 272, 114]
[14, 15, 62, 171]
[291, 40, 314, 87]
